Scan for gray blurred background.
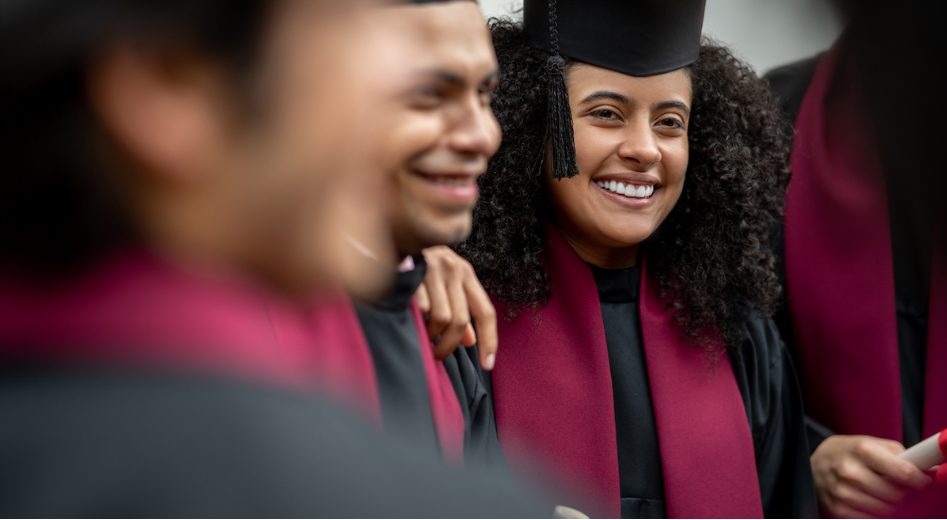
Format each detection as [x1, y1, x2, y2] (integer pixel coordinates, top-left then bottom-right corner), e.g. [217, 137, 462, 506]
[479, 0, 844, 74]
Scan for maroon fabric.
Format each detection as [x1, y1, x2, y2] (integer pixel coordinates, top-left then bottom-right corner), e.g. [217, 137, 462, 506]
[492, 230, 619, 516]
[411, 302, 466, 465]
[0, 250, 463, 458]
[785, 44, 947, 515]
[295, 293, 382, 421]
[639, 258, 762, 518]
[785, 44, 902, 441]
[492, 227, 762, 518]
[924, 267, 947, 438]
[938, 430, 947, 487]
[311, 296, 466, 463]
[0, 251, 377, 409]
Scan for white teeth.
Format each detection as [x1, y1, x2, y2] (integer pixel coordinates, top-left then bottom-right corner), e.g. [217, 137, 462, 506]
[596, 180, 655, 199]
[432, 177, 472, 186]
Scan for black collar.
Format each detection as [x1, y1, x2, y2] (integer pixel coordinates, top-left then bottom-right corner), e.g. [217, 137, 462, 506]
[588, 263, 640, 304]
[369, 255, 428, 312]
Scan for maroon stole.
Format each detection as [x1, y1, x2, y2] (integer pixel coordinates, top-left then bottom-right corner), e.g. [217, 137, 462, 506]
[491, 228, 762, 518]
[0, 251, 377, 404]
[312, 297, 466, 465]
[785, 44, 947, 514]
[411, 302, 467, 465]
[0, 251, 466, 463]
[288, 292, 382, 421]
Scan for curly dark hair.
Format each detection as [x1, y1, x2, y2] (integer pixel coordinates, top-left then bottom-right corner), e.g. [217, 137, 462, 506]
[458, 18, 791, 350]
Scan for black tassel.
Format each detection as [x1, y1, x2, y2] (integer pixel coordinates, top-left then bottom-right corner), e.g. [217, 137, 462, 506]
[546, 55, 578, 179]
[544, 0, 578, 180]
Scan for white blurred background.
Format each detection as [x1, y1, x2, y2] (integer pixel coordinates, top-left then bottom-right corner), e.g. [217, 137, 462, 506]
[478, 0, 844, 74]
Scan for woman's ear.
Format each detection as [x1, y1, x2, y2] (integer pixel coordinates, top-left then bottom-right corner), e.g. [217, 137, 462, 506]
[86, 45, 234, 185]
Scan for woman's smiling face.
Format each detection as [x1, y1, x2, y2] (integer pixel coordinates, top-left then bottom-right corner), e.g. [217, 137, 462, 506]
[546, 62, 691, 268]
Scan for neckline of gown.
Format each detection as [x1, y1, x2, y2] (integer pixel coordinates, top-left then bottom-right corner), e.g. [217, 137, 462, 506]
[588, 263, 641, 304]
[363, 255, 427, 312]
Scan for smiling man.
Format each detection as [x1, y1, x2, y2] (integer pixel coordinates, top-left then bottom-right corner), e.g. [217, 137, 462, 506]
[345, 0, 504, 464]
[0, 0, 554, 516]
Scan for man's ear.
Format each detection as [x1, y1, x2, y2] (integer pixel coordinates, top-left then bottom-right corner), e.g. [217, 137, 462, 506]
[86, 45, 234, 184]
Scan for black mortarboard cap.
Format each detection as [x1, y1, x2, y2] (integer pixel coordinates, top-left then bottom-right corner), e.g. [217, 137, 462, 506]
[525, 0, 706, 179]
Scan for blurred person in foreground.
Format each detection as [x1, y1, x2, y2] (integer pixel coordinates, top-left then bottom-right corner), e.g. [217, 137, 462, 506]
[0, 0, 549, 516]
[766, 1, 947, 516]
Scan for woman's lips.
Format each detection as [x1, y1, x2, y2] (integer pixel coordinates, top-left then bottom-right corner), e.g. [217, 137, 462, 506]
[596, 179, 655, 198]
[593, 179, 658, 207]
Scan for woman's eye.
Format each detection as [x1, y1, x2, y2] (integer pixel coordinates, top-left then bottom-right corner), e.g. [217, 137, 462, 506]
[657, 117, 685, 130]
[590, 108, 621, 121]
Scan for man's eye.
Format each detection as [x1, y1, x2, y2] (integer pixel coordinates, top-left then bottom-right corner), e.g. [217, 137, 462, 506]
[412, 85, 445, 104]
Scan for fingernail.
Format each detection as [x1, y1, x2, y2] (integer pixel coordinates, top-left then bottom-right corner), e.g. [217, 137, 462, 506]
[484, 354, 496, 371]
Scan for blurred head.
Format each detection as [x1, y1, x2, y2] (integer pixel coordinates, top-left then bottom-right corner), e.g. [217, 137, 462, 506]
[548, 63, 691, 267]
[370, 1, 500, 257]
[0, 0, 409, 298]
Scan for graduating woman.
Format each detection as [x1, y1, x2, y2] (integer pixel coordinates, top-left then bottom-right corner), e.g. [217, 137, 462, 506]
[458, 0, 817, 517]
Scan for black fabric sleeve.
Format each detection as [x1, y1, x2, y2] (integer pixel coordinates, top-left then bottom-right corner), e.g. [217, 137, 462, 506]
[730, 318, 819, 519]
[805, 415, 836, 455]
[443, 340, 507, 468]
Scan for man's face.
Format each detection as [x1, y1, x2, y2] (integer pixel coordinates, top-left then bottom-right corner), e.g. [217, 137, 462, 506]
[372, 2, 501, 256]
[229, 1, 414, 297]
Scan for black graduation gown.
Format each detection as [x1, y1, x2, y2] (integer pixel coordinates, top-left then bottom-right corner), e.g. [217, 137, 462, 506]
[765, 57, 930, 448]
[589, 264, 817, 518]
[353, 256, 505, 465]
[0, 367, 549, 517]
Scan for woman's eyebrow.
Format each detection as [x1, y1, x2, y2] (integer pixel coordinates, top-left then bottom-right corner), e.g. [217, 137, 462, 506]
[579, 90, 629, 105]
[654, 100, 690, 116]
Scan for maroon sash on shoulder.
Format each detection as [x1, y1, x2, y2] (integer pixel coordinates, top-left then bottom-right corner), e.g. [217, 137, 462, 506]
[306, 297, 466, 464]
[0, 251, 375, 400]
[491, 228, 762, 518]
[0, 251, 465, 464]
[412, 301, 466, 465]
[785, 43, 947, 443]
[785, 44, 947, 515]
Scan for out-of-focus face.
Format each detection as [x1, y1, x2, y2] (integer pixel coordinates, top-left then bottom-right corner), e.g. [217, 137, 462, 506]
[547, 62, 691, 268]
[370, 2, 500, 256]
[228, 1, 415, 297]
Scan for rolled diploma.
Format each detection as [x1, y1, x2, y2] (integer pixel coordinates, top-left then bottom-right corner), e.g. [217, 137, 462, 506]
[898, 431, 945, 470]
